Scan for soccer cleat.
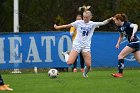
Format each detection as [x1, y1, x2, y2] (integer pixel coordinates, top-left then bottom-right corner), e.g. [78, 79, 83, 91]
[73, 68, 77, 72]
[81, 68, 84, 73]
[83, 72, 88, 78]
[111, 73, 123, 78]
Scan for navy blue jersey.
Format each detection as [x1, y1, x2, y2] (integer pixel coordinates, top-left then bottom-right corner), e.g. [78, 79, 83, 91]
[118, 22, 139, 43]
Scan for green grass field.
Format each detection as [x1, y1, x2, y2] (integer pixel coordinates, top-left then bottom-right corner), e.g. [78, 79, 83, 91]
[2, 69, 140, 93]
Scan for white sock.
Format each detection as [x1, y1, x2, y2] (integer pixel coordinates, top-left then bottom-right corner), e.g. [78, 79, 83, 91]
[84, 66, 90, 75]
[64, 53, 69, 62]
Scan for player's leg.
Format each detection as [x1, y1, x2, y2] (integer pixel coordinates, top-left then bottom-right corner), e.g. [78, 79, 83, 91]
[133, 50, 140, 64]
[0, 75, 4, 85]
[0, 74, 13, 91]
[133, 42, 140, 63]
[62, 44, 80, 66]
[73, 57, 78, 72]
[112, 46, 134, 77]
[62, 50, 78, 71]
[67, 50, 79, 65]
[80, 52, 84, 72]
[82, 51, 91, 78]
[118, 46, 134, 73]
[0, 74, 5, 90]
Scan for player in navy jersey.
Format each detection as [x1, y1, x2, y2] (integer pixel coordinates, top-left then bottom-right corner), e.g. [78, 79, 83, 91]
[112, 13, 140, 78]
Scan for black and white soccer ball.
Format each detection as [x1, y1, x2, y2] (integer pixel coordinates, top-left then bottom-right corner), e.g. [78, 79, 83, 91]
[48, 69, 59, 78]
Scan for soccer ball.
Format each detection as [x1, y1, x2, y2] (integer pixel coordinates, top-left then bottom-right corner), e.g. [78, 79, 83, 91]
[48, 69, 58, 78]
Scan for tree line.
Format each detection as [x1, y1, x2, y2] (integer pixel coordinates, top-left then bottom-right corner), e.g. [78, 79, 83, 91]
[0, 0, 140, 32]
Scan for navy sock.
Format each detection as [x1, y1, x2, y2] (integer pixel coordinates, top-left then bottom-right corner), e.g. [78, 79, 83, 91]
[0, 75, 4, 85]
[73, 58, 77, 68]
[118, 59, 124, 73]
[80, 52, 84, 68]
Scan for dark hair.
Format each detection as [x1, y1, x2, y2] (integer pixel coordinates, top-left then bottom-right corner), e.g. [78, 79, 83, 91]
[114, 13, 128, 22]
[76, 14, 82, 18]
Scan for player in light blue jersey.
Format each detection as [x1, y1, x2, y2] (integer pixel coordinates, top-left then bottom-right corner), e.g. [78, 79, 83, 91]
[54, 10, 113, 78]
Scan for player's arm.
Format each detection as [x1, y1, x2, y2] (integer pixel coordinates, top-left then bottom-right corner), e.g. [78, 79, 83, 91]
[130, 23, 138, 41]
[54, 24, 72, 30]
[96, 17, 113, 26]
[116, 33, 124, 49]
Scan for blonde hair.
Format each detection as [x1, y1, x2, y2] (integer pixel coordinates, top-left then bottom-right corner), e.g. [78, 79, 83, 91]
[83, 10, 92, 17]
[78, 5, 91, 12]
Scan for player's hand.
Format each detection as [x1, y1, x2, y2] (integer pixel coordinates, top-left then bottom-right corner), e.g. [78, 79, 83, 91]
[54, 24, 59, 30]
[130, 35, 135, 41]
[107, 17, 113, 22]
[112, 17, 116, 21]
[109, 17, 114, 21]
[115, 44, 119, 49]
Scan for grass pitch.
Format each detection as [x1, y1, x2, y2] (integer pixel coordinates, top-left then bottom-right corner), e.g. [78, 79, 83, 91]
[2, 69, 140, 93]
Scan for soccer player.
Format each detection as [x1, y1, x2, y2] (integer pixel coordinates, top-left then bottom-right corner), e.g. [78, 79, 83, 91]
[69, 14, 85, 72]
[112, 13, 140, 78]
[54, 10, 112, 78]
[0, 74, 13, 91]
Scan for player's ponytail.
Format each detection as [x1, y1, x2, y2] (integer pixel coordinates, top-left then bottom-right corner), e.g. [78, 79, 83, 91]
[79, 5, 92, 17]
[78, 5, 91, 12]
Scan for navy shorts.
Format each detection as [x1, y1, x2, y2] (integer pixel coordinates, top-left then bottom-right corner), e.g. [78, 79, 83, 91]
[127, 41, 140, 53]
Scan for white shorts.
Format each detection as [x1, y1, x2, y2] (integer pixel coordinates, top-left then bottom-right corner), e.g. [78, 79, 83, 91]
[72, 44, 90, 53]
